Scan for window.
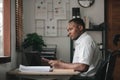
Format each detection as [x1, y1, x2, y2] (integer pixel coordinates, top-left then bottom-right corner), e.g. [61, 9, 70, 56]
[0, 0, 11, 63]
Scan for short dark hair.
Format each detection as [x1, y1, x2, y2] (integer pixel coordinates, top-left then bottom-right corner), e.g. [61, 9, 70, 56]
[69, 18, 85, 30]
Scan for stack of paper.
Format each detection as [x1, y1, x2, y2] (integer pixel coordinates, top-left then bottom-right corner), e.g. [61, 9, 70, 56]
[19, 65, 51, 72]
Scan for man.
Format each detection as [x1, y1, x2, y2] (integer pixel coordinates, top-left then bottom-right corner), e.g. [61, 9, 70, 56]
[42, 18, 102, 77]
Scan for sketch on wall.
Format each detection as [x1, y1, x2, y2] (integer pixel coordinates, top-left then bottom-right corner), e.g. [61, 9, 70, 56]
[36, 20, 45, 36]
[45, 19, 57, 36]
[53, 0, 67, 19]
[35, 0, 47, 19]
[35, 0, 70, 37]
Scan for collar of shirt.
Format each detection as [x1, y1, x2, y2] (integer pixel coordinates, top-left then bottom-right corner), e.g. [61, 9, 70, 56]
[74, 32, 88, 47]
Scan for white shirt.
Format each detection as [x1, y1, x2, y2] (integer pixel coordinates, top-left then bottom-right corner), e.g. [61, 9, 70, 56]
[72, 32, 102, 77]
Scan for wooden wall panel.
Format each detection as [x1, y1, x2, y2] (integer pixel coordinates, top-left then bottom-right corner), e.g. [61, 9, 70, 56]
[106, 0, 120, 80]
[107, 0, 120, 50]
[4, 0, 10, 56]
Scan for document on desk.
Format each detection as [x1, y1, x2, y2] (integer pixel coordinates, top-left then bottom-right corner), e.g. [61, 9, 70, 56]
[19, 65, 51, 72]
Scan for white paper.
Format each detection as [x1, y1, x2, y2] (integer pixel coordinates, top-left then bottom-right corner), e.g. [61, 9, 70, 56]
[35, 0, 47, 19]
[53, 0, 67, 19]
[45, 19, 57, 36]
[36, 20, 45, 36]
[19, 65, 51, 72]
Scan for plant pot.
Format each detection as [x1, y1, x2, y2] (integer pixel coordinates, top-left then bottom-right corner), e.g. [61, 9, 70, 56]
[24, 51, 41, 66]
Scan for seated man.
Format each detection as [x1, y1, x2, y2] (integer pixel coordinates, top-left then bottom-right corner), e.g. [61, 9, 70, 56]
[42, 18, 102, 77]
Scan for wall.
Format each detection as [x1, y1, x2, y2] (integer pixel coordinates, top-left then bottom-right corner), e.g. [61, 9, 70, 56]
[23, 0, 104, 62]
[0, 0, 17, 80]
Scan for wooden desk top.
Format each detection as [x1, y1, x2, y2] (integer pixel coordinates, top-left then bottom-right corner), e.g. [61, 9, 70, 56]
[8, 68, 80, 76]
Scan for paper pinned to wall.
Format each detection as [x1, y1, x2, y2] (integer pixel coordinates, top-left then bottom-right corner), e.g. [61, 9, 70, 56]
[35, 0, 70, 37]
[35, 0, 47, 19]
[36, 20, 45, 36]
[45, 19, 57, 36]
[53, 0, 67, 19]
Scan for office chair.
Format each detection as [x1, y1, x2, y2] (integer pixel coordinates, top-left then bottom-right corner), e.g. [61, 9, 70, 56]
[70, 34, 120, 80]
[103, 34, 120, 80]
[105, 50, 120, 80]
[69, 51, 112, 80]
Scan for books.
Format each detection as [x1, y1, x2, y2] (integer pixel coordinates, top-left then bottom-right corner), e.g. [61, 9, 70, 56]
[19, 65, 51, 72]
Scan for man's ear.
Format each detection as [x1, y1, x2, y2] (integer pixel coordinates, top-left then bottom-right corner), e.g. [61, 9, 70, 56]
[78, 25, 83, 31]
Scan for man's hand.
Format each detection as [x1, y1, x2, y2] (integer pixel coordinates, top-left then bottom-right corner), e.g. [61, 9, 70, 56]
[41, 57, 50, 62]
[42, 57, 62, 68]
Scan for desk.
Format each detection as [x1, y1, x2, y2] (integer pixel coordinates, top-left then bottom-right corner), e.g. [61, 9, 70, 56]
[7, 69, 80, 80]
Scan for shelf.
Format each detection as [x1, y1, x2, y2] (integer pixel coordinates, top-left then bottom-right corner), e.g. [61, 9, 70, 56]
[41, 51, 55, 55]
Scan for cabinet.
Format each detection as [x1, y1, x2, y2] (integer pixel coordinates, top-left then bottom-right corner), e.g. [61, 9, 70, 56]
[70, 24, 106, 62]
[41, 44, 57, 66]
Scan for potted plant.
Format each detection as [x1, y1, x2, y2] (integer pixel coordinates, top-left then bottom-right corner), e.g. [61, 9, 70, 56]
[22, 33, 46, 52]
[22, 33, 46, 66]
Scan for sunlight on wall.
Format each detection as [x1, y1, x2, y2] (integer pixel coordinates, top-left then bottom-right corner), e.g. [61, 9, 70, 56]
[0, 0, 3, 56]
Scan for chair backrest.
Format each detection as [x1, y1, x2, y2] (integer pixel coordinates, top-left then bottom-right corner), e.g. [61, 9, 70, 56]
[95, 50, 112, 80]
[105, 50, 120, 80]
[69, 51, 112, 80]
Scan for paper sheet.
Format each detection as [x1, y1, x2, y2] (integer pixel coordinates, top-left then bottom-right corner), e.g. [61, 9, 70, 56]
[19, 65, 51, 72]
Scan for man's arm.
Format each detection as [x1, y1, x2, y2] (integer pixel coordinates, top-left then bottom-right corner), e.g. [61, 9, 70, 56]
[48, 59, 89, 72]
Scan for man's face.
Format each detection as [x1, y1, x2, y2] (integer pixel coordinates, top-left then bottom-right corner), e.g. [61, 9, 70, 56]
[67, 22, 82, 40]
